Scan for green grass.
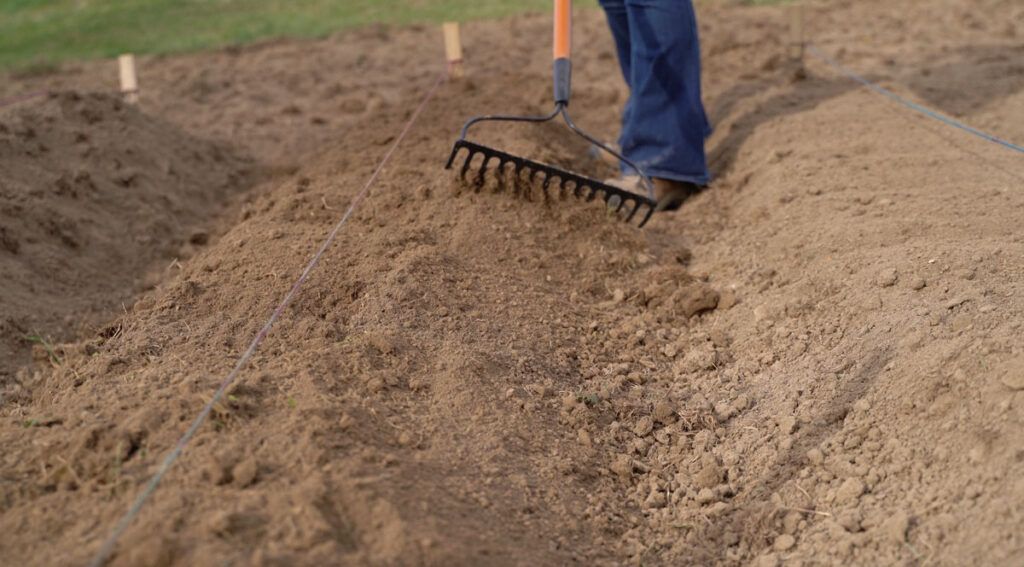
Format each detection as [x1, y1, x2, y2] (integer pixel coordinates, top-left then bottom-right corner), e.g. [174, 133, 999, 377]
[23, 333, 62, 366]
[0, 0, 598, 71]
[0, 0, 789, 72]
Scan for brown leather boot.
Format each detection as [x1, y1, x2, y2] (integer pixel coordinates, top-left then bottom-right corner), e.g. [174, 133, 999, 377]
[653, 177, 701, 212]
[602, 175, 641, 193]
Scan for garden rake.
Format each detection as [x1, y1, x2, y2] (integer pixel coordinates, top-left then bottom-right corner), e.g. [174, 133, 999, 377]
[445, 0, 658, 227]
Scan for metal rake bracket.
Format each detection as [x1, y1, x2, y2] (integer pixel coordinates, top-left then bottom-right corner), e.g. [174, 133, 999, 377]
[446, 139, 657, 228]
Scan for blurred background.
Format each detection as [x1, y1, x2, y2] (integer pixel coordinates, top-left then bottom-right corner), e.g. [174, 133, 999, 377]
[1, 0, 598, 71]
[1, 0, 792, 72]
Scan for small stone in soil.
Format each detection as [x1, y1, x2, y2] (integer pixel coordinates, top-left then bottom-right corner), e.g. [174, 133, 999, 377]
[610, 455, 633, 479]
[695, 454, 724, 489]
[773, 534, 796, 551]
[633, 416, 654, 436]
[835, 477, 865, 504]
[880, 511, 911, 543]
[232, 457, 258, 488]
[876, 268, 898, 287]
[644, 489, 667, 509]
[696, 488, 716, 505]
[837, 509, 863, 533]
[653, 401, 677, 423]
[998, 358, 1024, 390]
[718, 289, 738, 310]
[782, 511, 802, 534]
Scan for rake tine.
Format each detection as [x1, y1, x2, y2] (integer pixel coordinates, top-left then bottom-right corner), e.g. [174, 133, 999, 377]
[541, 172, 554, 190]
[445, 143, 465, 177]
[459, 149, 475, 181]
[582, 181, 597, 202]
[614, 193, 627, 213]
[505, 160, 519, 192]
[540, 171, 553, 198]
[527, 169, 542, 199]
[600, 189, 621, 213]
[624, 199, 642, 223]
[495, 158, 510, 190]
[446, 139, 658, 227]
[637, 204, 655, 227]
[514, 161, 527, 194]
[510, 163, 522, 195]
[475, 153, 494, 187]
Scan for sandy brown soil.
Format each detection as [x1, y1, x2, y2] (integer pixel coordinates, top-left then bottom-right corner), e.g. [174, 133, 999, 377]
[2, 0, 1024, 565]
[0, 93, 252, 381]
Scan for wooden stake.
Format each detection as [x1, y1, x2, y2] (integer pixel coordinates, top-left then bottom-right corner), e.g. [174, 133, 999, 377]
[442, 22, 464, 79]
[789, 4, 805, 63]
[118, 54, 139, 104]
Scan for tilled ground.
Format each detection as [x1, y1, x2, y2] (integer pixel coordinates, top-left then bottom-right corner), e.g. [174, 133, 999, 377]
[2, 1, 1023, 565]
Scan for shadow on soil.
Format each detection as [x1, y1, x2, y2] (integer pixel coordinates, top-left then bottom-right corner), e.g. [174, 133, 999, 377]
[655, 346, 893, 564]
[902, 43, 1024, 118]
[706, 73, 856, 179]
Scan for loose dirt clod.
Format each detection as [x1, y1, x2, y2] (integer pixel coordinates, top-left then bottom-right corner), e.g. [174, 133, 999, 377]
[773, 534, 796, 552]
[998, 356, 1024, 390]
[835, 478, 866, 505]
[876, 268, 899, 287]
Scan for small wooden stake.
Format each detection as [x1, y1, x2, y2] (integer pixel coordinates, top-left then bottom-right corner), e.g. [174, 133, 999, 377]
[118, 54, 139, 104]
[789, 4, 805, 63]
[442, 22, 464, 79]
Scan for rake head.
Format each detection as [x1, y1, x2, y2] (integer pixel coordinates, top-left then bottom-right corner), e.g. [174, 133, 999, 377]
[445, 139, 657, 227]
[446, 4, 659, 229]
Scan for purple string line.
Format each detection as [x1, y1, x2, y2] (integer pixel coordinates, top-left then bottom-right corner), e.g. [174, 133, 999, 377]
[88, 70, 447, 567]
[807, 44, 1024, 154]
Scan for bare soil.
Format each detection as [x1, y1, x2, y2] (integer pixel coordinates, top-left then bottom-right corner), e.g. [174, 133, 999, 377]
[0, 93, 252, 380]
[2, 1, 1023, 565]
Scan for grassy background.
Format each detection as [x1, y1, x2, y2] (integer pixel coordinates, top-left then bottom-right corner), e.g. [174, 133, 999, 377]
[1, 0, 784, 72]
[0, 0, 596, 71]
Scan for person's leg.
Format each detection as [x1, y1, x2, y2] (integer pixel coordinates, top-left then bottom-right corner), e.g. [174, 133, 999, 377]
[598, 0, 631, 85]
[621, 0, 711, 187]
[597, 0, 635, 136]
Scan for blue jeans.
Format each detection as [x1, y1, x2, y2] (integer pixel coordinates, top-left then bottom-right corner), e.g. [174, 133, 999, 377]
[598, 0, 711, 185]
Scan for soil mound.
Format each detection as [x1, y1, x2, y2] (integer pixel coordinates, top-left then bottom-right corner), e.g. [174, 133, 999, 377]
[0, 70, 724, 565]
[0, 92, 251, 386]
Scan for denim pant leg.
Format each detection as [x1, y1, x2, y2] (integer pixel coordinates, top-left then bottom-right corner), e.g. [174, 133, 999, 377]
[597, 0, 635, 131]
[616, 0, 711, 185]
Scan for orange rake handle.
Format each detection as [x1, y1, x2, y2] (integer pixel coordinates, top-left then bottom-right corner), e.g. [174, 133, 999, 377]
[554, 0, 572, 60]
[553, 0, 573, 104]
